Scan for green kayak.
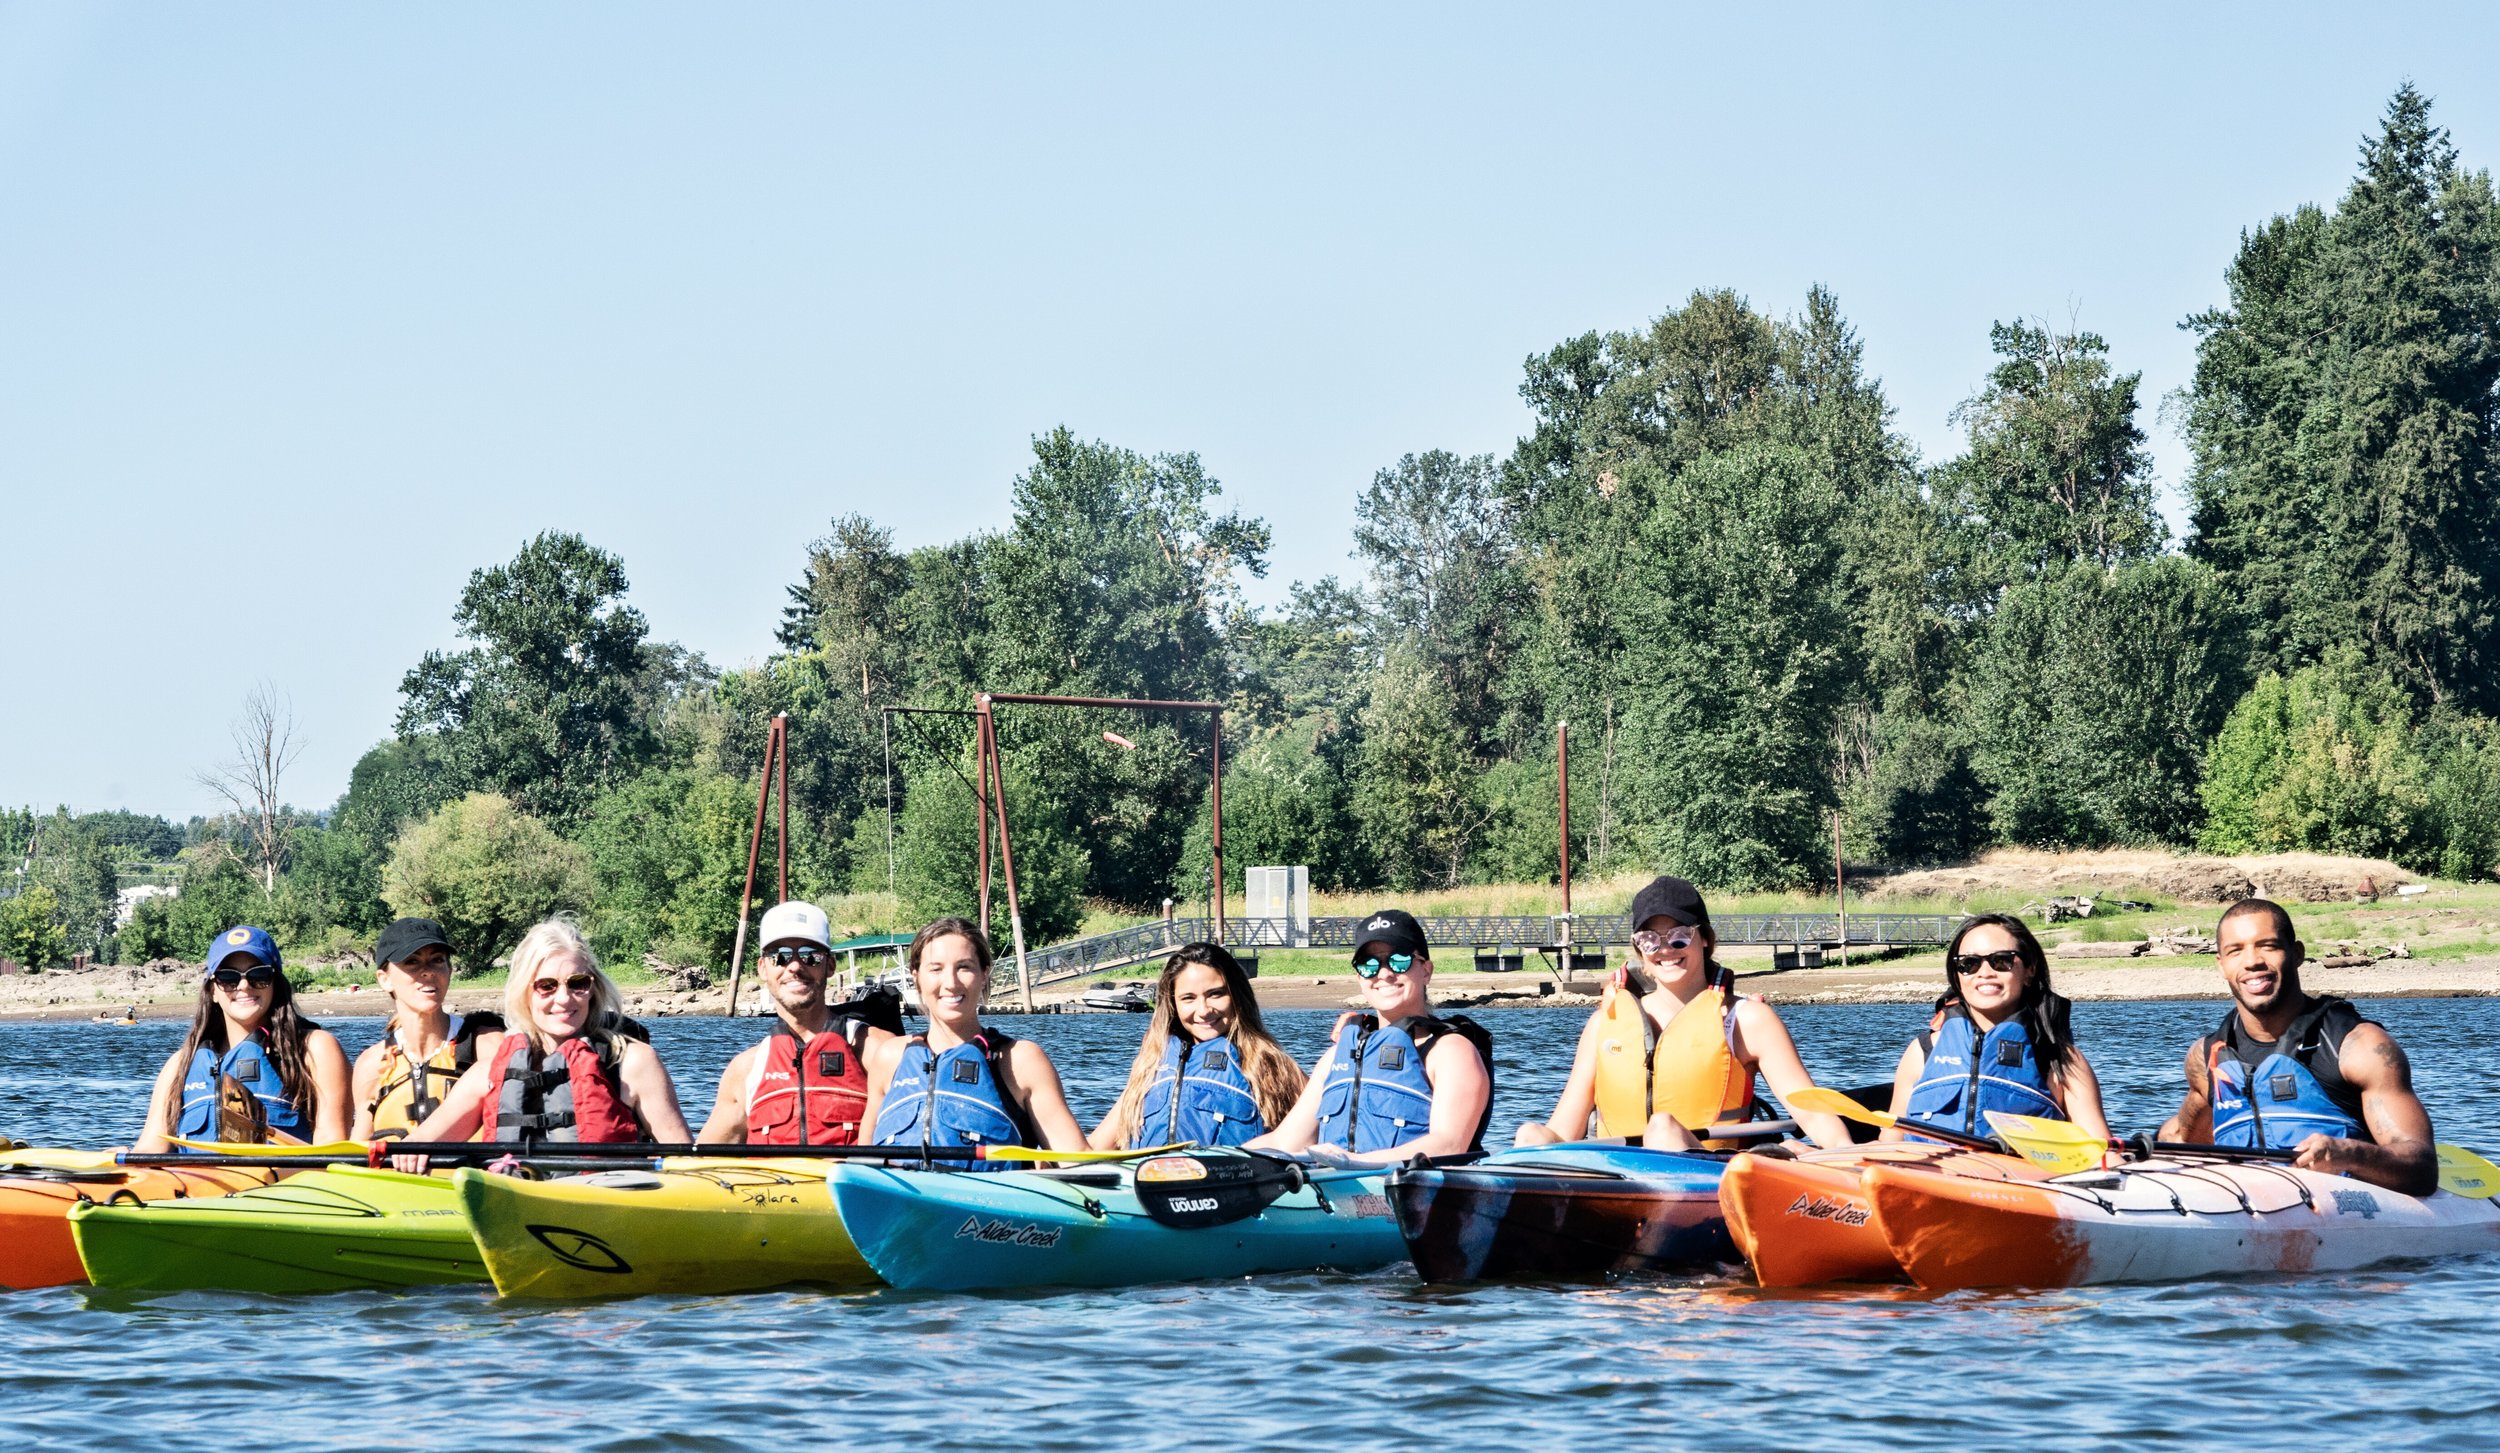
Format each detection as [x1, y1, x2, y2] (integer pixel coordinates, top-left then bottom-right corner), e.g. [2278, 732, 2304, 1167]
[69, 1166, 485, 1293]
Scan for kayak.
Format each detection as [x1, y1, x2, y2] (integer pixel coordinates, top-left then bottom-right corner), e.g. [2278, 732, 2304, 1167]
[1865, 1156, 2500, 1290]
[0, 1151, 272, 1291]
[70, 1166, 485, 1293]
[459, 1160, 874, 1299]
[1388, 1142, 1736, 1283]
[1719, 1143, 2041, 1287]
[829, 1155, 1406, 1292]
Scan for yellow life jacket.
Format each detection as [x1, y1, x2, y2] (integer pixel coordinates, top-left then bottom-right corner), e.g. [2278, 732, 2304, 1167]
[368, 1013, 500, 1137]
[1590, 966, 1755, 1147]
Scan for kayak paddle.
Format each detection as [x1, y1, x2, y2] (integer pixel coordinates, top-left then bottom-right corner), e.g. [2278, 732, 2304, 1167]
[1782, 1087, 2001, 1152]
[162, 1136, 1183, 1165]
[1129, 1150, 1396, 1229]
[1983, 1110, 2500, 1199]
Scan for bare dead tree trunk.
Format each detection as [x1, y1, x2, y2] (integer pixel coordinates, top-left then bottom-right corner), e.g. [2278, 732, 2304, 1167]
[197, 683, 303, 894]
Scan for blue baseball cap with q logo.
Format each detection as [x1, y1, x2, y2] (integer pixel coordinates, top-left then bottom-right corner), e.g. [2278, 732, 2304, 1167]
[204, 924, 282, 978]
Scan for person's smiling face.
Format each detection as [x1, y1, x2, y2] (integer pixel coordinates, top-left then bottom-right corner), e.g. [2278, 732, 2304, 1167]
[1171, 962, 1235, 1042]
[1355, 940, 1429, 1018]
[379, 945, 451, 1015]
[917, 934, 988, 1021]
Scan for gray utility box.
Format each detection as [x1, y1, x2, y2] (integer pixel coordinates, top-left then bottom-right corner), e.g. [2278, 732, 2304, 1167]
[1243, 866, 1311, 948]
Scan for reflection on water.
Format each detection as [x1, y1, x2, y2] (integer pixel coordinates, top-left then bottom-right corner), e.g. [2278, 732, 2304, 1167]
[6, 997, 2500, 1449]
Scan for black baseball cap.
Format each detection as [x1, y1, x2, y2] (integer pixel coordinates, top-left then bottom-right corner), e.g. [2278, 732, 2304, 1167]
[1351, 908, 1429, 963]
[1629, 876, 1711, 933]
[374, 918, 453, 968]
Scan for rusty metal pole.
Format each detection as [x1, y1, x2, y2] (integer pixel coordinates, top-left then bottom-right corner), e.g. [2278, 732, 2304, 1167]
[1557, 720, 1572, 955]
[976, 700, 993, 932]
[721, 718, 782, 1018]
[981, 697, 1035, 1012]
[1835, 811, 1848, 970]
[1210, 710, 1224, 946]
[774, 714, 791, 903]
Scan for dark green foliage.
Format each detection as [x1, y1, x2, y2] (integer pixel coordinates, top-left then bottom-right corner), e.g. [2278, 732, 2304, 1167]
[2197, 651, 2434, 864]
[333, 737, 467, 858]
[1177, 716, 1367, 897]
[281, 824, 391, 940]
[163, 852, 268, 964]
[72, 810, 184, 862]
[120, 891, 178, 963]
[887, 758, 1086, 948]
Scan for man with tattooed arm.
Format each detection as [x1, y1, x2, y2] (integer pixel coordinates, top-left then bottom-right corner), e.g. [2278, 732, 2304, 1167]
[2159, 898, 2436, 1195]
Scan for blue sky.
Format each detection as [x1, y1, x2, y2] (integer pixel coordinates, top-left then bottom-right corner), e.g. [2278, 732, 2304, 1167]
[7, 4, 2497, 821]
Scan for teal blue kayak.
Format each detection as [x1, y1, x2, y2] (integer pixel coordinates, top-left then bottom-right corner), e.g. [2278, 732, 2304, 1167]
[828, 1156, 1407, 1292]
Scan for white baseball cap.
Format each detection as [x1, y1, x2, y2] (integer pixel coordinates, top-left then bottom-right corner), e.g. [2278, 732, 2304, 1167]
[758, 900, 834, 954]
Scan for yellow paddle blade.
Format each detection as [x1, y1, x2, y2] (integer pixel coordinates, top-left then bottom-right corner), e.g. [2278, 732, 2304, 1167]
[1783, 1087, 1894, 1130]
[1983, 1111, 2109, 1174]
[1, 1147, 125, 1172]
[2436, 1144, 2500, 1199]
[978, 1141, 1193, 1164]
[168, 1136, 368, 1157]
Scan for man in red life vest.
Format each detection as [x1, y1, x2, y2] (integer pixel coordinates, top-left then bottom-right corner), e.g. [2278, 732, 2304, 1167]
[697, 901, 901, 1145]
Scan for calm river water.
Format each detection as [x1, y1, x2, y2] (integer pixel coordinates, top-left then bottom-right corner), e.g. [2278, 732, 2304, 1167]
[5, 995, 2498, 1450]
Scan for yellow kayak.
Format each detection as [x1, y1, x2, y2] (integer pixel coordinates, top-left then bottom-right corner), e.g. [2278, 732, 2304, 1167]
[456, 1159, 874, 1299]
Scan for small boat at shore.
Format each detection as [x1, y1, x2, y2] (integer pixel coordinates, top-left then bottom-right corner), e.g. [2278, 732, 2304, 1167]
[1079, 982, 1153, 1013]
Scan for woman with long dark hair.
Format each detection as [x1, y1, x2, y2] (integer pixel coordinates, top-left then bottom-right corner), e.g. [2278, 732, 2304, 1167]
[134, 925, 351, 1152]
[864, 917, 1089, 1164]
[1883, 912, 2110, 1143]
[1087, 942, 1305, 1150]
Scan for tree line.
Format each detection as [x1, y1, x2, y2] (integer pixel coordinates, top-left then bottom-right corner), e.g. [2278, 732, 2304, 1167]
[6, 87, 2496, 975]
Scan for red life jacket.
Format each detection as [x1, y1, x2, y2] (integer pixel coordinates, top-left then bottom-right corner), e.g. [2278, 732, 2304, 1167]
[485, 1032, 641, 1144]
[744, 1015, 875, 1146]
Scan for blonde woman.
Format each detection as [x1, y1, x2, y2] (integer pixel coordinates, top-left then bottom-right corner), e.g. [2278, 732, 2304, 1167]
[350, 917, 507, 1140]
[864, 917, 1088, 1164]
[403, 919, 689, 1149]
[134, 925, 351, 1152]
[1088, 942, 1304, 1150]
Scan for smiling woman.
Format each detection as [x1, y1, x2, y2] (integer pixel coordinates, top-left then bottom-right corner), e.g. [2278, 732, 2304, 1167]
[131, 924, 352, 1152]
[1883, 913, 2111, 1144]
[863, 916, 1092, 1166]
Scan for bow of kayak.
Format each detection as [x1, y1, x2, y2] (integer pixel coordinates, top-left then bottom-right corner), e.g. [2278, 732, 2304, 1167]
[1, 1157, 272, 1291]
[830, 1158, 1405, 1292]
[1866, 1157, 2500, 1290]
[70, 1166, 483, 1294]
[1389, 1142, 1735, 1283]
[459, 1159, 873, 1299]
[1720, 1143, 2039, 1288]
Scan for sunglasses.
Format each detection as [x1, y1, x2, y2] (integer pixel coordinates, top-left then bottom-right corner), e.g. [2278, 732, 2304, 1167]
[1354, 952, 1415, 980]
[531, 974, 597, 999]
[1950, 950, 2025, 976]
[1631, 929, 1698, 956]
[767, 946, 829, 968]
[210, 967, 279, 990]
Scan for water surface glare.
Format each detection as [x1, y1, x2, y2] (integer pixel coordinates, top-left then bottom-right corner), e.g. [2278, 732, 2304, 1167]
[4, 996, 2495, 1449]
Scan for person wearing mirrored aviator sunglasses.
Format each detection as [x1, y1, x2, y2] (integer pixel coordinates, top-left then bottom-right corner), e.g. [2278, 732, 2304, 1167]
[1514, 874, 1854, 1153]
[699, 900, 902, 1146]
[1247, 908, 1494, 1166]
[134, 924, 352, 1153]
[1884, 913, 2109, 1145]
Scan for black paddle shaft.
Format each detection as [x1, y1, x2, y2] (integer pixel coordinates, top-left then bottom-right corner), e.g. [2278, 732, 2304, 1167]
[120, 1141, 983, 1168]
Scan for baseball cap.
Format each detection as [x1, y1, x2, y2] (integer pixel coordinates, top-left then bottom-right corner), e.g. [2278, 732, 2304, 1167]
[1629, 875, 1712, 933]
[204, 924, 282, 978]
[1350, 908, 1429, 963]
[374, 917, 452, 969]
[758, 900, 834, 954]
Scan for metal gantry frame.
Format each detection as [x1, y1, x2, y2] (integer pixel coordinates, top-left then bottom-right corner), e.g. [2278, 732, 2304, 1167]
[720, 713, 793, 1017]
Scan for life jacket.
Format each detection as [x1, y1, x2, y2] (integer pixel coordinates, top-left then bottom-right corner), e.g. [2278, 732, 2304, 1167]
[743, 1013, 877, 1146]
[1590, 965, 1756, 1147]
[486, 1032, 642, 1145]
[870, 1031, 1037, 1169]
[367, 1012, 504, 1138]
[1312, 1014, 1494, 1155]
[2207, 996, 2372, 1150]
[1903, 1004, 2064, 1139]
[175, 1033, 312, 1145]
[1135, 1033, 1264, 1148]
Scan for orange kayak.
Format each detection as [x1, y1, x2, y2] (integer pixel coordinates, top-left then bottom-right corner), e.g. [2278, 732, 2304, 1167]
[1, 1155, 274, 1290]
[1720, 1143, 2040, 1287]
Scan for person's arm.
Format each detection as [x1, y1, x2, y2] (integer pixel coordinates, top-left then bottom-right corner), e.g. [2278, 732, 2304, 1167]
[1244, 1051, 1330, 1153]
[1731, 999, 1852, 1150]
[131, 1052, 185, 1154]
[394, 1058, 500, 1172]
[1515, 1013, 1603, 1147]
[2054, 1050, 2112, 1144]
[860, 1035, 906, 1140]
[696, 1045, 757, 1145]
[1877, 1040, 1925, 1144]
[616, 1041, 692, 1144]
[2294, 1024, 2436, 1195]
[347, 1043, 384, 1142]
[1087, 1101, 1128, 1151]
[2157, 1040, 2212, 1143]
[1003, 1040, 1089, 1154]
[306, 1031, 353, 1145]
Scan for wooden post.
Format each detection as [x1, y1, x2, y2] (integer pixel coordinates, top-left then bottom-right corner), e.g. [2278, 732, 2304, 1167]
[1210, 710, 1225, 946]
[1834, 811, 1848, 970]
[1557, 719, 1572, 933]
[976, 701, 993, 933]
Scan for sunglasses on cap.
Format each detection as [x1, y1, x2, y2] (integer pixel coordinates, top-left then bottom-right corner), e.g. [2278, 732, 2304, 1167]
[1631, 929, 1698, 956]
[531, 974, 597, 998]
[1354, 952, 1415, 980]
[210, 967, 279, 990]
[767, 946, 829, 968]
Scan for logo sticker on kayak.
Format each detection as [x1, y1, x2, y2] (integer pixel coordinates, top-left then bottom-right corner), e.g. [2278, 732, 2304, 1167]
[526, 1224, 634, 1274]
[2333, 1189, 2382, 1220]
[955, 1216, 1063, 1249]
[1786, 1193, 1871, 1228]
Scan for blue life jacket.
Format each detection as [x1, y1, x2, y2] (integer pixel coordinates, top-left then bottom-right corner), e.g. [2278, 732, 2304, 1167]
[175, 1034, 311, 1145]
[2208, 997, 2371, 1150]
[1137, 1033, 1263, 1148]
[1312, 1014, 1493, 1155]
[871, 1032, 1037, 1170]
[1902, 1005, 2063, 1139]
